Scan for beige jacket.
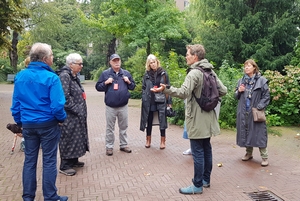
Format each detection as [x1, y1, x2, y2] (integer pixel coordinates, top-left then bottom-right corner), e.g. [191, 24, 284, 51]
[164, 59, 227, 139]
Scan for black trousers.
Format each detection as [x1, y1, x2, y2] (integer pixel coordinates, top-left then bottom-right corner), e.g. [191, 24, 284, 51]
[146, 111, 166, 137]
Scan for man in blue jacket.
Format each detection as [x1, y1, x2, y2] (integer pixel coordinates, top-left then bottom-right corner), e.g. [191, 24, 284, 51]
[11, 42, 68, 201]
[95, 54, 136, 156]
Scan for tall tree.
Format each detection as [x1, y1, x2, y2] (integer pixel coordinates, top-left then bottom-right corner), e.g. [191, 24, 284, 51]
[82, 0, 189, 64]
[0, 0, 28, 49]
[186, 0, 300, 71]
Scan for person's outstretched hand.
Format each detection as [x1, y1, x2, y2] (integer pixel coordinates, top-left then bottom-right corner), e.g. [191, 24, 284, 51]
[150, 83, 166, 93]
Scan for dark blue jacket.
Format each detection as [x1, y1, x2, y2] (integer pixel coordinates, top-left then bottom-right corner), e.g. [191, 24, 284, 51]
[95, 68, 135, 107]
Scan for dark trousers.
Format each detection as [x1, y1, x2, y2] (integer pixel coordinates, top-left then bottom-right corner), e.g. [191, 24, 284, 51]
[146, 111, 165, 137]
[190, 138, 212, 188]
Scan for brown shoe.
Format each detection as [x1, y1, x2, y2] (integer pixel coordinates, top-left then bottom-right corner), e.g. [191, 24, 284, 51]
[120, 147, 132, 153]
[160, 137, 166, 149]
[261, 158, 269, 166]
[145, 136, 151, 148]
[106, 148, 113, 156]
[242, 154, 253, 161]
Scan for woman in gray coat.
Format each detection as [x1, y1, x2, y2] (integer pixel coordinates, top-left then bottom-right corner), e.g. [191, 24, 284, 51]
[57, 53, 89, 176]
[235, 59, 270, 166]
[140, 54, 171, 149]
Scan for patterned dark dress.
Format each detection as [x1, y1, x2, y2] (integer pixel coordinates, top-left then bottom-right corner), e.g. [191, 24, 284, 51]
[57, 66, 89, 160]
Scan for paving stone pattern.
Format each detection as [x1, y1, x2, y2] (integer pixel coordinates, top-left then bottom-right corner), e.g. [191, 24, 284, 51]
[0, 81, 300, 201]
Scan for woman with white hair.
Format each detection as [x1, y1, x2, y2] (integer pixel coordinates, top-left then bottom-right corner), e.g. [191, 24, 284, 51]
[57, 53, 90, 176]
[140, 54, 172, 149]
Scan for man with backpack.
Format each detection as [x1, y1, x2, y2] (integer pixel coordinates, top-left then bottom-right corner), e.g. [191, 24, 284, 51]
[151, 44, 227, 195]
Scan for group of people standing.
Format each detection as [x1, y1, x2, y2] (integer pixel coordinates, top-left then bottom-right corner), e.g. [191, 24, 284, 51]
[10, 42, 270, 200]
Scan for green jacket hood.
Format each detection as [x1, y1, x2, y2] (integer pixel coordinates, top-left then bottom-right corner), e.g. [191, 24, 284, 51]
[191, 59, 214, 70]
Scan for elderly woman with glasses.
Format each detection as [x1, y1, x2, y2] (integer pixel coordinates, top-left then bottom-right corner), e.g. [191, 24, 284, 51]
[56, 53, 90, 176]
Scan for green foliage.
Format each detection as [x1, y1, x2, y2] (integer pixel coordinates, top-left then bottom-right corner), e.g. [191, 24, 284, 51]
[92, 65, 108, 82]
[0, 0, 29, 48]
[167, 97, 185, 126]
[264, 66, 300, 125]
[291, 37, 300, 67]
[0, 63, 14, 82]
[160, 51, 187, 125]
[85, 0, 189, 56]
[187, 0, 300, 72]
[123, 48, 147, 99]
[217, 61, 243, 128]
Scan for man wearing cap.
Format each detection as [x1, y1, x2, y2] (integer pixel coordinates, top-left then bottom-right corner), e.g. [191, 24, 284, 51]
[95, 54, 136, 156]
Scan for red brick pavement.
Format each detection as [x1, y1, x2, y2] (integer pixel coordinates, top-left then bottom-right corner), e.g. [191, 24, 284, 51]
[0, 81, 300, 201]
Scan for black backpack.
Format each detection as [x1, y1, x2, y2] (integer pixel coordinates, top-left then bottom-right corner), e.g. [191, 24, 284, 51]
[192, 67, 220, 112]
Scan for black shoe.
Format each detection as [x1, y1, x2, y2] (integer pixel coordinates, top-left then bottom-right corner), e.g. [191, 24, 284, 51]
[106, 148, 113, 156]
[59, 169, 76, 176]
[58, 196, 68, 201]
[73, 161, 84, 168]
[120, 147, 132, 153]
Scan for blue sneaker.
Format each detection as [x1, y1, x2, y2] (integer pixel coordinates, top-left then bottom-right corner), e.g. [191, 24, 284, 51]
[203, 180, 210, 188]
[179, 184, 203, 194]
[58, 196, 68, 201]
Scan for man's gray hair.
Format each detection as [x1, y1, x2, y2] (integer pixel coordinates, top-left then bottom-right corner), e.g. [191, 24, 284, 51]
[66, 53, 82, 67]
[29, 43, 52, 62]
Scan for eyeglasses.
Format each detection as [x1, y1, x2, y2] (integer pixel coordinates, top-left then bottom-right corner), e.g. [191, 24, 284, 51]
[73, 62, 83, 66]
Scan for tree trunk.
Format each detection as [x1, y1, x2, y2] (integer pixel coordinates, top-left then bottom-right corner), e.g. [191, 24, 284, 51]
[9, 31, 19, 72]
[107, 37, 116, 67]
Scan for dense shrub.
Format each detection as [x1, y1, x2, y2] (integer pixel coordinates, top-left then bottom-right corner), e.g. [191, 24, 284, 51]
[264, 66, 300, 126]
[217, 61, 243, 128]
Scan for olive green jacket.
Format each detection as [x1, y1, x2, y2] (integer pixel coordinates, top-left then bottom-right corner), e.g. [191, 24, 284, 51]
[164, 59, 227, 139]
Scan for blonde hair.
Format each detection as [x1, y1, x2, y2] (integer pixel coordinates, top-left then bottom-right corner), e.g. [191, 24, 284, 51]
[24, 56, 30, 67]
[145, 54, 161, 71]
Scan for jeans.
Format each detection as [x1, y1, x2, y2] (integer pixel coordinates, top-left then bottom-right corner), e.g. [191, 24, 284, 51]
[182, 123, 188, 139]
[22, 125, 61, 201]
[190, 138, 212, 188]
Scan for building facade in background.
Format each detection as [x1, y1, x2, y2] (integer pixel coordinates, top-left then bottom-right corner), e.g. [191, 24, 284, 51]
[175, 0, 189, 11]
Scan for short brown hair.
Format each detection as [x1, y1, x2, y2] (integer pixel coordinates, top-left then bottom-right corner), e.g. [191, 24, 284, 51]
[186, 44, 206, 61]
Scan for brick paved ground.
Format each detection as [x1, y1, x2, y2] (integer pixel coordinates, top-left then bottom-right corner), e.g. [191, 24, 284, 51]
[0, 81, 300, 201]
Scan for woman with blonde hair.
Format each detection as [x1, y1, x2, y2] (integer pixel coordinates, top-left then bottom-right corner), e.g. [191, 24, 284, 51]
[140, 54, 172, 149]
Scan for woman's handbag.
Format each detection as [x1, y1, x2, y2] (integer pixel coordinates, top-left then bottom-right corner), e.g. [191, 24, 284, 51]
[252, 108, 266, 122]
[154, 92, 166, 103]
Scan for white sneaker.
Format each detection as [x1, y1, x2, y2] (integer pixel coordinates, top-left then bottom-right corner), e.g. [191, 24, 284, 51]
[183, 148, 192, 155]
